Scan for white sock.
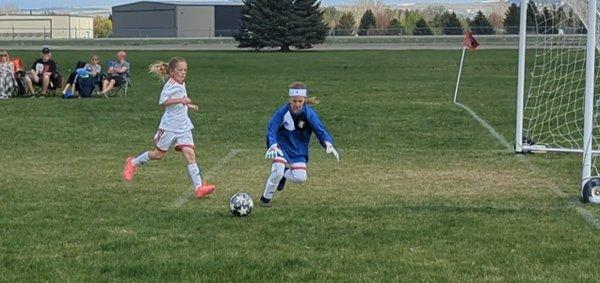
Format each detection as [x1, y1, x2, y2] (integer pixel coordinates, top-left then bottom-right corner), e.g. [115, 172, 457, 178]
[133, 151, 151, 166]
[284, 169, 292, 180]
[262, 163, 285, 201]
[187, 163, 202, 188]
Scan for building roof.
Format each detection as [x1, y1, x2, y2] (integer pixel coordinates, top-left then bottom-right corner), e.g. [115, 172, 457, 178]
[113, 0, 243, 8]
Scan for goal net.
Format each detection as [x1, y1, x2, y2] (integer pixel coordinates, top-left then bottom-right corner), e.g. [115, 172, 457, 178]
[517, 0, 600, 195]
[521, 1, 592, 153]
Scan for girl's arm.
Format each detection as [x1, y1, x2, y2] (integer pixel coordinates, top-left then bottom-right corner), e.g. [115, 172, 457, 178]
[307, 107, 333, 148]
[160, 97, 191, 107]
[266, 106, 286, 148]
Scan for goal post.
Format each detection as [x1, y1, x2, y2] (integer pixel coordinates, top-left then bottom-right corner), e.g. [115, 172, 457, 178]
[582, 0, 597, 194]
[514, 0, 528, 153]
[514, 0, 600, 199]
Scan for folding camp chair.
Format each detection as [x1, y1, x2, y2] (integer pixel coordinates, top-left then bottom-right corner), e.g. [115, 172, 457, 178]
[111, 72, 133, 97]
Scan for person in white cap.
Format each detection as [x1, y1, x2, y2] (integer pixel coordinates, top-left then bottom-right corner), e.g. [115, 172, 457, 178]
[260, 82, 339, 207]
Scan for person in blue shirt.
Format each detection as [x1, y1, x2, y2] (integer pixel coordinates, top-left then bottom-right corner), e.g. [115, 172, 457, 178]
[260, 82, 340, 207]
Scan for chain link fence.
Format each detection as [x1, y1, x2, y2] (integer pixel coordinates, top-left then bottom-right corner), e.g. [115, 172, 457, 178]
[0, 26, 588, 40]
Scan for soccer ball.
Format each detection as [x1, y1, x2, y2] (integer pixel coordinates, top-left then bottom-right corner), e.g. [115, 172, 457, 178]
[229, 193, 254, 217]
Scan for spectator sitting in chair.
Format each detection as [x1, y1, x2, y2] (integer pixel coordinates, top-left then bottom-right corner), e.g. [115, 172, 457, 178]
[62, 60, 86, 96]
[99, 50, 129, 97]
[0, 50, 17, 99]
[24, 47, 58, 97]
[84, 55, 102, 90]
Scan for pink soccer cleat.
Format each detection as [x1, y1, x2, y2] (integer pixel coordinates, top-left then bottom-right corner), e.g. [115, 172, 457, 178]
[122, 157, 138, 182]
[195, 183, 216, 198]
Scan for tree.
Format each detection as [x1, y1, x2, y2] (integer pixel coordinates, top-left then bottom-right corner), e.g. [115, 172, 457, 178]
[375, 8, 395, 29]
[234, 0, 327, 51]
[290, 0, 328, 49]
[538, 7, 557, 34]
[503, 3, 520, 34]
[422, 4, 446, 23]
[358, 9, 376, 35]
[402, 10, 423, 33]
[488, 11, 504, 31]
[440, 11, 463, 35]
[413, 18, 432, 35]
[322, 7, 341, 28]
[387, 18, 403, 35]
[468, 10, 494, 35]
[94, 16, 112, 38]
[0, 3, 19, 14]
[336, 12, 356, 36]
[526, 0, 539, 32]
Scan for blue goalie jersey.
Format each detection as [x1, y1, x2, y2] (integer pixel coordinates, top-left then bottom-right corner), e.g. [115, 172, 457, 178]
[266, 104, 333, 163]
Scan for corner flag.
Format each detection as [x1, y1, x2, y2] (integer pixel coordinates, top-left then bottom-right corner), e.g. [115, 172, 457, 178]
[464, 31, 480, 50]
[454, 31, 479, 103]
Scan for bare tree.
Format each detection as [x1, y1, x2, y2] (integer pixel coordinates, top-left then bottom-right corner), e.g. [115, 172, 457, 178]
[488, 11, 505, 31]
[0, 3, 19, 15]
[422, 4, 446, 23]
[351, 0, 385, 25]
[375, 8, 396, 29]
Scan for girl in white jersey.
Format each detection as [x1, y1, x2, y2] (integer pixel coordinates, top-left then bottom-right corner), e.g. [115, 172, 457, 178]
[122, 57, 216, 198]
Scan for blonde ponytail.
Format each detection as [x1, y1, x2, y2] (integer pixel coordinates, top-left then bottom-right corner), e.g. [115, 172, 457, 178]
[148, 61, 169, 80]
[148, 57, 187, 82]
[306, 97, 320, 105]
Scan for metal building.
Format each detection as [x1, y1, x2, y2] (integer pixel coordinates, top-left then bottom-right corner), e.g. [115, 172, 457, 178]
[0, 14, 94, 39]
[111, 0, 243, 38]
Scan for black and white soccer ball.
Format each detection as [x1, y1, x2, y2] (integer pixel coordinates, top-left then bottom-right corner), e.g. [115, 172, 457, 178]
[229, 192, 254, 217]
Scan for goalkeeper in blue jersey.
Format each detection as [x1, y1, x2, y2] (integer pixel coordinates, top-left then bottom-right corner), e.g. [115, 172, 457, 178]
[260, 82, 340, 207]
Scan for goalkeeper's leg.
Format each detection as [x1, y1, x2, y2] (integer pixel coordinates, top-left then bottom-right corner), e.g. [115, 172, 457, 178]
[261, 158, 286, 205]
[284, 162, 307, 183]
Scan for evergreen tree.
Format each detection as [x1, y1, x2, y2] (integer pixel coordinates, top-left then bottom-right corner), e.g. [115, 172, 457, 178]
[440, 12, 463, 35]
[336, 12, 356, 36]
[503, 3, 520, 34]
[387, 18, 403, 35]
[234, 0, 327, 51]
[538, 7, 557, 34]
[526, 0, 539, 32]
[290, 0, 328, 49]
[358, 9, 376, 35]
[468, 10, 494, 35]
[413, 18, 432, 35]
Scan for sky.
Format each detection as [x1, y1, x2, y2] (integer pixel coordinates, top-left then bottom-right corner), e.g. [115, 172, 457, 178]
[3, 0, 500, 10]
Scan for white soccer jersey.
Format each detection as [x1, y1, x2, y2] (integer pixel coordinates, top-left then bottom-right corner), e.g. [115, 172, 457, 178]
[158, 78, 194, 133]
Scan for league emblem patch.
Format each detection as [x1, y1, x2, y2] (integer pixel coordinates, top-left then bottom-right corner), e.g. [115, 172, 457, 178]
[298, 120, 305, 129]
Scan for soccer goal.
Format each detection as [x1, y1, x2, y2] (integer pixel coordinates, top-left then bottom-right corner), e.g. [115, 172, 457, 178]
[514, 0, 600, 201]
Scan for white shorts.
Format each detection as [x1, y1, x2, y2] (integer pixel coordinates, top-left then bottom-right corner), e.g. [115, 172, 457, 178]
[153, 129, 195, 152]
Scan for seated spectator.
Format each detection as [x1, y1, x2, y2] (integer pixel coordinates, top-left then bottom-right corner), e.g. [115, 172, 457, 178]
[10, 57, 28, 96]
[62, 68, 94, 99]
[0, 50, 17, 99]
[84, 55, 102, 91]
[100, 50, 129, 97]
[62, 60, 86, 95]
[24, 47, 59, 97]
[85, 55, 102, 79]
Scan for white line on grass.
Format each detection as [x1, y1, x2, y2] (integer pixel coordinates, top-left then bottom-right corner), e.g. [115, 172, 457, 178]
[172, 149, 241, 208]
[455, 101, 600, 231]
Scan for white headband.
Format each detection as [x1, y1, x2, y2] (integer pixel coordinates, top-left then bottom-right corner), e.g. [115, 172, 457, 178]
[289, 88, 307, 97]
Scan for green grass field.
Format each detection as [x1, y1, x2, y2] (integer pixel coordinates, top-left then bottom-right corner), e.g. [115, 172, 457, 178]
[2, 50, 600, 281]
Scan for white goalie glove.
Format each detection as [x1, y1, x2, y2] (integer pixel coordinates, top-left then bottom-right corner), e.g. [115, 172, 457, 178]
[325, 142, 339, 162]
[265, 144, 283, 159]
